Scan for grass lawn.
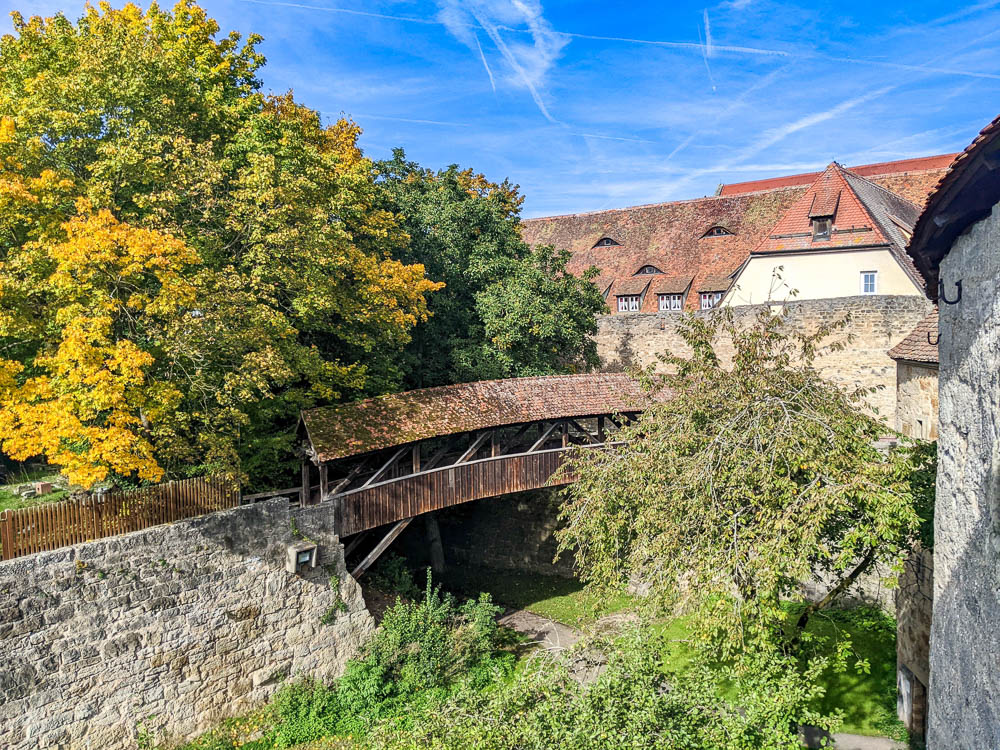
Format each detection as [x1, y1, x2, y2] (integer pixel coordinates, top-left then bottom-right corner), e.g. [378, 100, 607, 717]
[437, 564, 634, 628]
[438, 564, 904, 739]
[0, 467, 69, 512]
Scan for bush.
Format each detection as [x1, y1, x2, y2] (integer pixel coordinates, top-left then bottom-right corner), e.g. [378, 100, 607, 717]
[364, 628, 838, 750]
[367, 554, 421, 599]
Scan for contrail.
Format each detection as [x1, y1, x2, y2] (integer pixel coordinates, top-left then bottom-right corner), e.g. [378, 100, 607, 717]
[348, 113, 472, 127]
[571, 132, 655, 144]
[470, 8, 559, 123]
[235, 0, 1000, 81]
[474, 33, 497, 93]
[698, 11, 717, 91]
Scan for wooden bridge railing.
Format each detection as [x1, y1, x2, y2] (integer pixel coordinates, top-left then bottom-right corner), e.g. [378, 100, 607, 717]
[334, 447, 575, 536]
[0, 477, 239, 561]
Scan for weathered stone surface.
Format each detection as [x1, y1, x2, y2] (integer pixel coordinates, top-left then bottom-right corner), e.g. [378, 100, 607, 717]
[894, 362, 939, 439]
[594, 295, 933, 419]
[928, 204, 1000, 748]
[0, 499, 375, 750]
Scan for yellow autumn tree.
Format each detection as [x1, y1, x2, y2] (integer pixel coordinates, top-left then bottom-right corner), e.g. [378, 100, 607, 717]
[0, 3, 441, 487]
[0, 208, 196, 486]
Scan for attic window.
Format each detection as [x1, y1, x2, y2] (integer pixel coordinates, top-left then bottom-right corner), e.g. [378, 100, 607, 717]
[812, 218, 832, 241]
[594, 237, 620, 247]
[703, 226, 733, 238]
[635, 265, 662, 275]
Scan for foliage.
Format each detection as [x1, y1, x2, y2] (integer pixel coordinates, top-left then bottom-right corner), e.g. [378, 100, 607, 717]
[557, 308, 925, 657]
[367, 553, 421, 599]
[170, 574, 513, 750]
[0, 2, 440, 487]
[364, 627, 838, 750]
[375, 149, 606, 389]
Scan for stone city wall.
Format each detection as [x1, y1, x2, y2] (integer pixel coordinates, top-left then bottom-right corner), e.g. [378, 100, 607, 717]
[595, 295, 934, 419]
[928, 204, 1000, 748]
[0, 498, 375, 750]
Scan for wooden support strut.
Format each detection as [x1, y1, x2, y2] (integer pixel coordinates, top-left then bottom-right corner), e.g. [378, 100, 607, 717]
[351, 517, 414, 579]
[528, 421, 561, 452]
[361, 446, 410, 488]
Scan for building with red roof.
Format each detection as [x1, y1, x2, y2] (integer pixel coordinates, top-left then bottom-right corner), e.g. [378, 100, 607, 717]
[521, 154, 953, 314]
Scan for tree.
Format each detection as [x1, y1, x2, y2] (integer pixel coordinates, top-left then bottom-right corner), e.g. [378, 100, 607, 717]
[0, 2, 440, 486]
[375, 149, 605, 388]
[557, 308, 928, 657]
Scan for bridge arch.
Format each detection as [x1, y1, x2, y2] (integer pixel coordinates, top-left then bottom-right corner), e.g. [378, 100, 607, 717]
[298, 374, 648, 574]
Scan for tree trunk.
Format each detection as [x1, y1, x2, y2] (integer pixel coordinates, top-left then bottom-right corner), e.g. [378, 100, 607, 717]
[792, 546, 878, 646]
[425, 514, 445, 573]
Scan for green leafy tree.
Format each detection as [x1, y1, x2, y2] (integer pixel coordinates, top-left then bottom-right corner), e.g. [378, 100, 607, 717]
[376, 149, 605, 388]
[0, 2, 440, 486]
[557, 308, 928, 657]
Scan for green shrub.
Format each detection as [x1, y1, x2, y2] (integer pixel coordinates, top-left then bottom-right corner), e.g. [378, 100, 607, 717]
[364, 628, 838, 750]
[367, 554, 421, 598]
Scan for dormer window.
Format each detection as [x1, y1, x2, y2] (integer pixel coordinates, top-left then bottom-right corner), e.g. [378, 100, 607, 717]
[635, 265, 662, 275]
[702, 226, 733, 238]
[812, 218, 832, 241]
[594, 237, 620, 247]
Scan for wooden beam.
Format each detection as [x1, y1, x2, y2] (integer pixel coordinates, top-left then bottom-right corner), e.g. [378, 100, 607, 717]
[498, 423, 534, 456]
[301, 461, 311, 506]
[319, 464, 328, 501]
[412, 444, 421, 473]
[361, 446, 410, 488]
[457, 431, 492, 463]
[351, 517, 414, 579]
[528, 421, 561, 452]
[568, 418, 600, 444]
[422, 438, 455, 472]
[330, 459, 370, 497]
[343, 531, 369, 558]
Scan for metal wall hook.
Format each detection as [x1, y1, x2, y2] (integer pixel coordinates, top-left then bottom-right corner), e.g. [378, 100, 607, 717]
[939, 279, 963, 305]
[927, 331, 940, 346]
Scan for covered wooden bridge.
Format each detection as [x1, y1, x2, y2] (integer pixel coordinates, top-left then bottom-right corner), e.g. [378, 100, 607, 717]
[297, 373, 648, 575]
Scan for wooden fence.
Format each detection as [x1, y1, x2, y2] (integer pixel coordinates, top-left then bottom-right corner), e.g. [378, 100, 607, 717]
[0, 477, 239, 561]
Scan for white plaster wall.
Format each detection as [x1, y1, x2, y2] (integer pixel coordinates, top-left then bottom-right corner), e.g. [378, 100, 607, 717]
[928, 204, 1000, 749]
[725, 248, 921, 305]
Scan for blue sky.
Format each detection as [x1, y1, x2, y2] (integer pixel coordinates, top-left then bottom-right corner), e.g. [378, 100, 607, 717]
[4, 0, 1000, 216]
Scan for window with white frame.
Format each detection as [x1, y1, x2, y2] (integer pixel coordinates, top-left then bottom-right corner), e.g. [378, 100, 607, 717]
[658, 293, 683, 311]
[617, 295, 641, 312]
[860, 271, 877, 295]
[700, 291, 722, 310]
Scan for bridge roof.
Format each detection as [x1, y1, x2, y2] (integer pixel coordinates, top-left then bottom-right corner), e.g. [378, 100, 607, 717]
[301, 373, 646, 462]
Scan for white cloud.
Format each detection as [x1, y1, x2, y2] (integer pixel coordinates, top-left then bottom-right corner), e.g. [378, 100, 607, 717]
[437, 0, 568, 121]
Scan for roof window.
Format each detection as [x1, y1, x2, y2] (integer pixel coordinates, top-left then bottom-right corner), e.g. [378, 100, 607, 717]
[635, 265, 663, 275]
[702, 226, 733, 238]
[812, 218, 832, 241]
[594, 237, 620, 247]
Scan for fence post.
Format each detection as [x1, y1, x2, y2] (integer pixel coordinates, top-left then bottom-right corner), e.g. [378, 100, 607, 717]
[0, 509, 12, 561]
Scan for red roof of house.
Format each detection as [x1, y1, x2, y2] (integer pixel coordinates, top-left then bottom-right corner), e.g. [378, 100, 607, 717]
[718, 154, 957, 198]
[750, 163, 924, 287]
[522, 155, 949, 313]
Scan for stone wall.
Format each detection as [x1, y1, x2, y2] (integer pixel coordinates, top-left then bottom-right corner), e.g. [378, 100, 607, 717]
[595, 295, 934, 419]
[896, 545, 933, 741]
[397, 489, 575, 578]
[0, 499, 375, 750]
[895, 362, 939, 439]
[928, 204, 1000, 747]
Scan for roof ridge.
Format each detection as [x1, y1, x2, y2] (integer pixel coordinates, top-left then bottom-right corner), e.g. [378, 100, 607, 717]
[838, 163, 923, 213]
[521, 185, 806, 222]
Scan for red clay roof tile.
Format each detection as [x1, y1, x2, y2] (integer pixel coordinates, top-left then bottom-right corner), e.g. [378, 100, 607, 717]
[888, 309, 939, 364]
[301, 374, 648, 461]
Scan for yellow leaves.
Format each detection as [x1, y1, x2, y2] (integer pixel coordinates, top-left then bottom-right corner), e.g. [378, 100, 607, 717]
[50, 208, 198, 314]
